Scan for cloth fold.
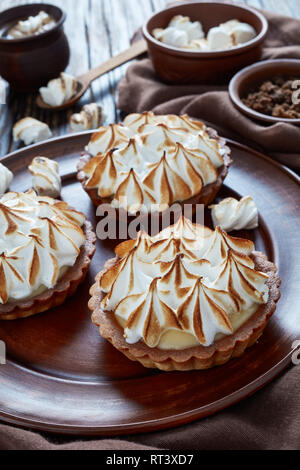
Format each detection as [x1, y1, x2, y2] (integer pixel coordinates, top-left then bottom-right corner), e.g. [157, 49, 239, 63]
[118, 10, 300, 168]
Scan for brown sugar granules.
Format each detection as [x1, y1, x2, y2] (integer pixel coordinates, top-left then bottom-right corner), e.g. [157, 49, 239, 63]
[242, 77, 300, 119]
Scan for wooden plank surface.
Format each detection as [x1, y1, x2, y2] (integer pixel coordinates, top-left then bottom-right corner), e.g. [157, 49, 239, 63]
[0, 0, 299, 158]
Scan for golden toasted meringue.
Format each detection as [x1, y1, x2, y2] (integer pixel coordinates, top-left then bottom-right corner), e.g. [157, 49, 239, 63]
[210, 196, 259, 231]
[70, 103, 104, 132]
[82, 113, 227, 215]
[28, 157, 61, 198]
[39, 73, 78, 107]
[100, 217, 269, 349]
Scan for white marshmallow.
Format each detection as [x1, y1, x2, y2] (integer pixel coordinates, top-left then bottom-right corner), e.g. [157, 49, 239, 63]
[153, 15, 257, 52]
[39, 73, 77, 107]
[207, 26, 233, 50]
[170, 15, 204, 41]
[152, 28, 164, 40]
[210, 196, 259, 231]
[70, 103, 103, 132]
[159, 26, 189, 47]
[188, 38, 210, 51]
[13, 118, 52, 146]
[219, 19, 240, 33]
[7, 11, 56, 39]
[28, 156, 61, 198]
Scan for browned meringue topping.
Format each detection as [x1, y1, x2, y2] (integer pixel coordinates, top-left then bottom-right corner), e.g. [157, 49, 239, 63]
[83, 113, 226, 214]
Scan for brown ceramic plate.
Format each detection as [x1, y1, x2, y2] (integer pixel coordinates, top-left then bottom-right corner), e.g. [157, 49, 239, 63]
[0, 132, 299, 436]
[229, 59, 300, 125]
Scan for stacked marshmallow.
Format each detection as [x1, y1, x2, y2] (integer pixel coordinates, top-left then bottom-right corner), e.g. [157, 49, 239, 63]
[210, 196, 259, 231]
[153, 15, 256, 51]
[0, 190, 86, 304]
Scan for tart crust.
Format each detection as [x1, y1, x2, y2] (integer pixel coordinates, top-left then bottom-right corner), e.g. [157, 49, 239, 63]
[0, 221, 96, 321]
[77, 126, 232, 216]
[89, 252, 281, 371]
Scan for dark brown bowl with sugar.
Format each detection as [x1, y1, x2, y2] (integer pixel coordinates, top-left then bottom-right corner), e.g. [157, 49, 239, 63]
[143, 1, 268, 84]
[229, 59, 300, 125]
[0, 3, 70, 92]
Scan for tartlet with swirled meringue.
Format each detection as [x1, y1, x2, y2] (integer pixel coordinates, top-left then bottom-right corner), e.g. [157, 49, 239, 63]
[89, 217, 281, 371]
[0, 190, 96, 320]
[77, 113, 232, 217]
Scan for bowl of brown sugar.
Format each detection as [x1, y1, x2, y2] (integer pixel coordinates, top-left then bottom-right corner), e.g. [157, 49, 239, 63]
[229, 59, 300, 125]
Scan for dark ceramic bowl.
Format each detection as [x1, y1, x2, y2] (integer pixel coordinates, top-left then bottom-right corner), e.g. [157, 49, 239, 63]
[143, 1, 268, 84]
[0, 3, 70, 92]
[229, 59, 300, 125]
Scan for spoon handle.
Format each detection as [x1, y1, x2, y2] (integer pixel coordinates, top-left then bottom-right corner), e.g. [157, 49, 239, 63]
[78, 39, 147, 85]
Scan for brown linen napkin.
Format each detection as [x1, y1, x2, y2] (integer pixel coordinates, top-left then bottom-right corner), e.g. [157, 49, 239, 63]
[118, 10, 300, 168]
[0, 364, 299, 450]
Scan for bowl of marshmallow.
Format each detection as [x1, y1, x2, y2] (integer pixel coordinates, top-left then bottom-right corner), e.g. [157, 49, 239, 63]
[143, 1, 268, 84]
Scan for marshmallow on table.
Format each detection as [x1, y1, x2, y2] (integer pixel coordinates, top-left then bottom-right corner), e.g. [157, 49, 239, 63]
[28, 156, 61, 198]
[210, 196, 259, 232]
[155, 26, 189, 47]
[13, 118, 52, 146]
[0, 163, 13, 194]
[218, 19, 256, 46]
[70, 103, 104, 132]
[39, 73, 78, 107]
[219, 19, 240, 32]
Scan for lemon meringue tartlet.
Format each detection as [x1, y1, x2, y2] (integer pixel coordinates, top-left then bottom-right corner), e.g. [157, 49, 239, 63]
[90, 217, 280, 371]
[77, 113, 232, 216]
[0, 190, 96, 320]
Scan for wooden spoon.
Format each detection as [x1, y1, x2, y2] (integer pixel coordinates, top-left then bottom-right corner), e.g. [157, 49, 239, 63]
[36, 39, 147, 111]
